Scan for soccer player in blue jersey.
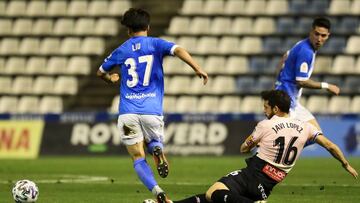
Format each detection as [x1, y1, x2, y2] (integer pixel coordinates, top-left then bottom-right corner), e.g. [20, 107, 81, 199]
[96, 8, 208, 203]
[275, 17, 340, 134]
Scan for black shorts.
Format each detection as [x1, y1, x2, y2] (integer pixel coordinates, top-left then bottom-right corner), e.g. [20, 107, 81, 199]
[218, 156, 278, 201]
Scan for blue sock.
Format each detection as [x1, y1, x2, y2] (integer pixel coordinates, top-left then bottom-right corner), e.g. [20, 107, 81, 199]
[147, 140, 164, 154]
[133, 158, 157, 191]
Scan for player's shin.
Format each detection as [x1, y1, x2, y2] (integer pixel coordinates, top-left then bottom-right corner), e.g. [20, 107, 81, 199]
[211, 190, 253, 203]
[173, 194, 210, 203]
[133, 158, 158, 191]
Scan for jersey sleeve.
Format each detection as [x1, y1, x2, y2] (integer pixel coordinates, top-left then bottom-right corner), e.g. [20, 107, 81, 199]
[295, 48, 313, 81]
[306, 122, 323, 142]
[156, 38, 178, 56]
[251, 120, 267, 142]
[99, 48, 122, 73]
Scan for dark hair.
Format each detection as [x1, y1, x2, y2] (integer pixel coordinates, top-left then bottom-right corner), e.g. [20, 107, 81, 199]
[261, 90, 290, 113]
[121, 8, 150, 32]
[312, 17, 331, 31]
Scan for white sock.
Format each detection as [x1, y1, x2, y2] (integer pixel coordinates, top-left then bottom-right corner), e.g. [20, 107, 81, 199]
[151, 185, 164, 196]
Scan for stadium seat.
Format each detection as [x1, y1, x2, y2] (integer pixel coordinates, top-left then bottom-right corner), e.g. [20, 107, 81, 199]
[350, 96, 360, 113]
[163, 57, 184, 74]
[219, 37, 241, 54]
[256, 76, 274, 93]
[82, 37, 105, 55]
[328, 96, 351, 113]
[0, 77, 12, 94]
[240, 37, 262, 54]
[189, 17, 211, 35]
[18, 96, 40, 113]
[351, 0, 360, 14]
[343, 76, 360, 94]
[310, 0, 329, 14]
[12, 76, 33, 94]
[19, 38, 40, 54]
[88, 0, 108, 16]
[176, 96, 198, 113]
[108, 0, 131, 16]
[54, 76, 78, 95]
[355, 56, 360, 73]
[181, 0, 203, 14]
[339, 17, 359, 33]
[33, 76, 55, 95]
[210, 17, 231, 35]
[182, 56, 205, 75]
[196, 37, 218, 54]
[33, 19, 53, 35]
[47, 57, 68, 75]
[67, 57, 91, 75]
[54, 18, 75, 35]
[245, 0, 266, 15]
[0, 19, 12, 35]
[295, 17, 313, 34]
[39, 96, 63, 113]
[225, 56, 249, 74]
[211, 76, 236, 94]
[323, 75, 343, 89]
[0, 1, 5, 15]
[283, 37, 302, 52]
[5, 57, 26, 74]
[163, 96, 176, 113]
[68, 0, 88, 16]
[12, 19, 33, 35]
[224, 0, 246, 14]
[27, 57, 47, 75]
[168, 17, 190, 34]
[321, 36, 346, 53]
[204, 0, 224, 14]
[0, 96, 18, 113]
[6, 0, 26, 16]
[313, 56, 332, 73]
[27, 0, 46, 16]
[167, 76, 192, 94]
[197, 96, 219, 113]
[75, 18, 96, 35]
[266, 0, 288, 14]
[249, 57, 268, 73]
[253, 18, 275, 34]
[306, 96, 329, 113]
[0, 38, 19, 55]
[345, 36, 360, 54]
[40, 38, 61, 54]
[289, 0, 307, 14]
[189, 76, 213, 94]
[267, 57, 281, 73]
[47, 0, 67, 16]
[108, 95, 119, 113]
[240, 96, 263, 113]
[263, 37, 282, 53]
[277, 17, 295, 34]
[60, 37, 82, 55]
[236, 76, 255, 93]
[204, 56, 226, 74]
[96, 18, 118, 36]
[218, 96, 241, 113]
[328, 0, 351, 14]
[231, 17, 252, 34]
[331, 55, 355, 73]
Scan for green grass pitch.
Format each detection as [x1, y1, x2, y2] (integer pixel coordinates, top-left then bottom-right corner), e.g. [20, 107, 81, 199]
[0, 156, 359, 203]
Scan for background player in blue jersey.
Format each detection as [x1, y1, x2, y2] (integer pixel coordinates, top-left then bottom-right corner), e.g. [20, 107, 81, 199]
[275, 17, 340, 133]
[97, 8, 208, 203]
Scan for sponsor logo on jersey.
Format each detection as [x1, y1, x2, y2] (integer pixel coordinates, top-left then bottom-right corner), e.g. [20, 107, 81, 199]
[262, 163, 287, 182]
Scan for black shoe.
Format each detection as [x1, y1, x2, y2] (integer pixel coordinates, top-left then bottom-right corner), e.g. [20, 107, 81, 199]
[153, 146, 169, 178]
[156, 192, 172, 203]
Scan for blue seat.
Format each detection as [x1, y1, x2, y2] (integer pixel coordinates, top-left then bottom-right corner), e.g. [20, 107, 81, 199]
[236, 76, 255, 93]
[277, 17, 296, 34]
[323, 75, 343, 88]
[255, 76, 274, 92]
[263, 37, 282, 53]
[283, 37, 302, 52]
[268, 57, 281, 72]
[295, 17, 313, 34]
[339, 17, 359, 33]
[249, 57, 268, 73]
[321, 37, 346, 53]
[343, 76, 360, 93]
[289, 0, 309, 14]
[309, 0, 329, 14]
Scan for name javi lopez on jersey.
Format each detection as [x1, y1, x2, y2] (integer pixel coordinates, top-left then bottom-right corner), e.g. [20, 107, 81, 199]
[272, 122, 303, 134]
[125, 92, 156, 99]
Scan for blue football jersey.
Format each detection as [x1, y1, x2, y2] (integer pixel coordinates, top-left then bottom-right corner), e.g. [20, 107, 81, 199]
[275, 38, 316, 109]
[100, 36, 177, 115]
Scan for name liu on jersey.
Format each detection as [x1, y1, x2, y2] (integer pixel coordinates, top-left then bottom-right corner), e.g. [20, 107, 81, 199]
[132, 43, 141, 51]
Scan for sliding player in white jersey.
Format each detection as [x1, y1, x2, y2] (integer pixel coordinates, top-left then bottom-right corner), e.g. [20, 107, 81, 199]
[97, 8, 208, 203]
[166, 90, 357, 203]
[274, 17, 339, 139]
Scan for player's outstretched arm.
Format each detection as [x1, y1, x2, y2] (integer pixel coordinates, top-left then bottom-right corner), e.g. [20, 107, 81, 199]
[315, 134, 358, 179]
[296, 79, 340, 95]
[96, 69, 120, 84]
[173, 47, 208, 85]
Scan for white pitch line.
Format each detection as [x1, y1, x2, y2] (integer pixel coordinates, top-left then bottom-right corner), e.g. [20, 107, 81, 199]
[0, 175, 110, 184]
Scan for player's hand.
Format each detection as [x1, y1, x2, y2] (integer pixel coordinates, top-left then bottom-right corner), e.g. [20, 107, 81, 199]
[327, 84, 340, 95]
[195, 69, 208, 85]
[343, 164, 358, 179]
[110, 73, 120, 84]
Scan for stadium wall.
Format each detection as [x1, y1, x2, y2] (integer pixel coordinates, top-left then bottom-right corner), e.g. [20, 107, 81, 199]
[0, 113, 359, 158]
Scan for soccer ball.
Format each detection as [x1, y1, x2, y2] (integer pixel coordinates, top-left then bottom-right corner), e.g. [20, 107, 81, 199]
[143, 199, 156, 203]
[12, 180, 39, 203]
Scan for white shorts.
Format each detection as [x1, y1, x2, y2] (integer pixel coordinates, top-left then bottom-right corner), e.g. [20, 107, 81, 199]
[290, 102, 315, 122]
[117, 114, 164, 146]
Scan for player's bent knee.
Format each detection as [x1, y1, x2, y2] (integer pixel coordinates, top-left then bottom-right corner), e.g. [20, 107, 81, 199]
[206, 182, 229, 201]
